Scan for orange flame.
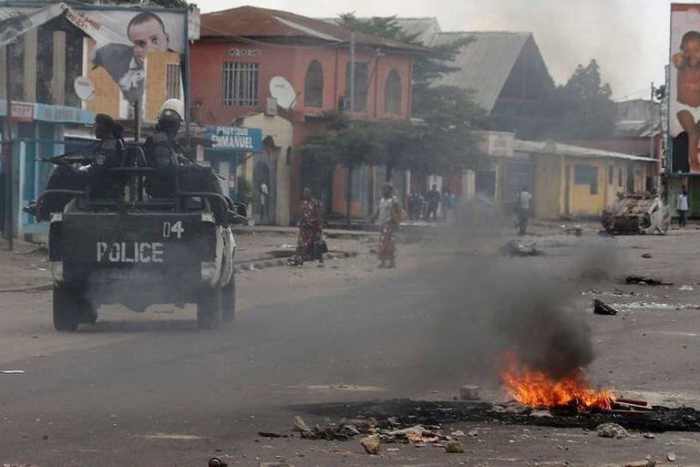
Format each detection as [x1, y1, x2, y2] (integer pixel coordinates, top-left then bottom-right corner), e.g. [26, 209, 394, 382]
[501, 354, 615, 412]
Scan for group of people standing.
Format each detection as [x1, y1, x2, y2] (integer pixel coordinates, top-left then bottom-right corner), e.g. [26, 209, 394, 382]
[290, 184, 402, 269]
[407, 184, 457, 222]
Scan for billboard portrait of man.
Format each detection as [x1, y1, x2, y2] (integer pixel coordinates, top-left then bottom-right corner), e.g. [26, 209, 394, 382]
[91, 11, 172, 103]
[670, 4, 700, 173]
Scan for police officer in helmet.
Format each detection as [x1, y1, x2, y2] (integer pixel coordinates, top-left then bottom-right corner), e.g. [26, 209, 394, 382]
[144, 99, 186, 197]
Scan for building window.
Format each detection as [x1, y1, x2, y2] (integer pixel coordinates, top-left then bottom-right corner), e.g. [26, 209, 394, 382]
[384, 69, 402, 114]
[608, 166, 614, 185]
[166, 64, 181, 100]
[222, 62, 259, 106]
[618, 167, 623, 187]
[345, 61, 369, 112]
[574, 164, 598, 195]
[304, 60, 323, 107]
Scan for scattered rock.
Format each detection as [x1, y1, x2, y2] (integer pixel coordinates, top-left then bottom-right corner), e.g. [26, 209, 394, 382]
[625, 275, 672, 286]
[445, 440, 465, 453]
[292, 416, 312, 435]
[596, 423, 629, 439]
[667, 452, 677, 462]
[501, 240, 540, 257]
[451, 430, 466, 437]
[360, 435, 381, 455]
[530, 409, 553, 418]
[459, 385, 480, 400]
[467, 429, 479, 437]
[643, 433, 655, 439]
[593, 299, 619, 316]
[623, 461, 655, 467]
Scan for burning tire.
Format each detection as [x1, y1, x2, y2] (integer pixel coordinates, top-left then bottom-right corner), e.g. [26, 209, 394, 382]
[53, 287, 83, 332]
[197, 287, 222, 330]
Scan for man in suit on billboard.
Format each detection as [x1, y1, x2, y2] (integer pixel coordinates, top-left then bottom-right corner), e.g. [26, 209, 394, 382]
[92, 11, 170, 102]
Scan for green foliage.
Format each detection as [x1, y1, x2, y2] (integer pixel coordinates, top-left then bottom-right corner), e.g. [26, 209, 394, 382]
[544, 59, 616, 139]
[331, 14, 484, 175]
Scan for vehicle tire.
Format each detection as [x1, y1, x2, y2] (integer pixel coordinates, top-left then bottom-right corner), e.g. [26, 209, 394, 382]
[222, 273, 236, 323]
[53, 286, 82, 332]
[197, 287, 222, 330]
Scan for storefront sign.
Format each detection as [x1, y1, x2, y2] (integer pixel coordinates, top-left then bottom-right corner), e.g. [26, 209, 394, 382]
[227, 48, 260, 57]
[205, 126, 263, 152]
[34, 103, 94, 124]
[10, 102, 34, 122]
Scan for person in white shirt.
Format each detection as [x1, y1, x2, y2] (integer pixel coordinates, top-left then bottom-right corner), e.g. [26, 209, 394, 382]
[517, 187, 533, 235]
[678, 187, 690, 227]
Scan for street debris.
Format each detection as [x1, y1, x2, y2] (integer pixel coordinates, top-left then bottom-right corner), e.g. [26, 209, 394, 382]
[643, 433, 655, 439]
[679, 285, 694, 291]
[562, 224, 583, 236]
[596, 423, 629, 439]
[623, 461, 655, 467]
[360, 435, 381, 454]
[641, 253, 653, 259]
[501, 240, 541, 257]
[593, 299, 619, 316]
[444, 440, 465, 453]
[0, 370, 25, 375]
[667, 452, 677, 462]
[258, 431, 286, 438]
[459, 385, 480, 400]
[625, 275, 673, 286]
[208, 458, 228, 467]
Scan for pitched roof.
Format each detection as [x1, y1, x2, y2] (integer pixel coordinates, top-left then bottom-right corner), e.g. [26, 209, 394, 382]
[431, 31, 532, 113]
[514, 139, 656, 163]
[392, 18, 441, 46]
[202, 6, 423, 52]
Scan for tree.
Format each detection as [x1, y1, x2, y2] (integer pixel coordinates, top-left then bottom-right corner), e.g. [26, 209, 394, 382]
[334, 14, 485, 178]
[300, 115, 384, 225]
[544, 59, 616, 140]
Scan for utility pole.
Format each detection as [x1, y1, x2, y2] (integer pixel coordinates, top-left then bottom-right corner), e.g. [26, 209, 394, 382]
[3, 42, 13, 251]
[650, 82, 655, 164]
[346, 32, 355, 227]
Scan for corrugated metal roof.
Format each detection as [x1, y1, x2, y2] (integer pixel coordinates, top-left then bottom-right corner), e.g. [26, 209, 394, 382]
[318, 17, 441, 46]
[432, 31, 531, 113]
[514, 139, 656, 163]
[202, 6, 424, 52]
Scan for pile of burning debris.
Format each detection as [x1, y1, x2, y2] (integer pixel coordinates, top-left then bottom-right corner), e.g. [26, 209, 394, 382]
[280, 357, 700, 455]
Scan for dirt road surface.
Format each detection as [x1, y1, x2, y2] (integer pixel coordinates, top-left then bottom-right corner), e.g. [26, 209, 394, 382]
[1, 227, 700, 466]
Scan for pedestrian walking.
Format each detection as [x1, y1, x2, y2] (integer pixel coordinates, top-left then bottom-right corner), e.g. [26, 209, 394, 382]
[678, 187, 689, 228]
[289, 187, 324, 266]
[373, 184, 402, 269]
[426, 184, 441, 221]
[516, 187, 532, 236]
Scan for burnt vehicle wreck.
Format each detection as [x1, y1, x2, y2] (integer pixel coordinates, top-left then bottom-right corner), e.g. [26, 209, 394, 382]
[26, 102, 243, 331]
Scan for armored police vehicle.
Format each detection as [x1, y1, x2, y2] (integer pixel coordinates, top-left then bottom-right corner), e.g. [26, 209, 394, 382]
[29, 100, 240, 331]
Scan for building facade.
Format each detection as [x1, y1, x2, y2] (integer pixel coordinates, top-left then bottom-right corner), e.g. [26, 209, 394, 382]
[192, 6, 419, 224]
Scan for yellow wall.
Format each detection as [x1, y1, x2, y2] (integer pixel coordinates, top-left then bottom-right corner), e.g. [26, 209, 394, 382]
[532, 155, 654, 219]
[533, 156, 562, 219]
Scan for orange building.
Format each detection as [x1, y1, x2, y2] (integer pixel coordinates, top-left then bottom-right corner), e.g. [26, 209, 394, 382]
[192, 6, 422, 223]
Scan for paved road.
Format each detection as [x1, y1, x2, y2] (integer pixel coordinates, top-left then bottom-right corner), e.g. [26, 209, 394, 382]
[3, 231, 700, 466]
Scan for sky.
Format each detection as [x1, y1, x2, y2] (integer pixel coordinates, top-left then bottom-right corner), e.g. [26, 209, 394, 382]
[195, 0, 674, 100]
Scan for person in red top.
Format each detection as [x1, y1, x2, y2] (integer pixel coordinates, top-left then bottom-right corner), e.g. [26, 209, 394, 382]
[290, 188, 324, 266]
